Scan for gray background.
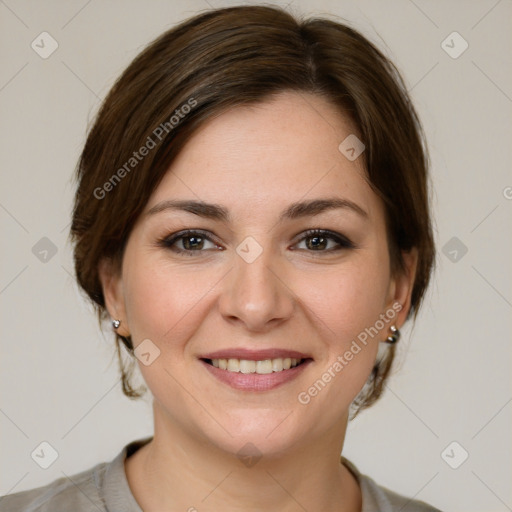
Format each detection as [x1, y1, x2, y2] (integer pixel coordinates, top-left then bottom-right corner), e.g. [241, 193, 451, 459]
[1, 1, 511, 511]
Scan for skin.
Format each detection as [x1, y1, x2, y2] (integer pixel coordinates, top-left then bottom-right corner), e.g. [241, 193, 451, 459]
[100, 91, 418, 511]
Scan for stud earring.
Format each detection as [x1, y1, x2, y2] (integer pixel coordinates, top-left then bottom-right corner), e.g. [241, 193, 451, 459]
[112, 319, 121, 329]
[385, 325, 400, 344]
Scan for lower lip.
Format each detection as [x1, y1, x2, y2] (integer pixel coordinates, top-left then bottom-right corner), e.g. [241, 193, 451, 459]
[201, 359, 311, 391]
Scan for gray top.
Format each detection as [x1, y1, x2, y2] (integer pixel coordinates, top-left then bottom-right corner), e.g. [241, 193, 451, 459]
[0, 437, 442, 511]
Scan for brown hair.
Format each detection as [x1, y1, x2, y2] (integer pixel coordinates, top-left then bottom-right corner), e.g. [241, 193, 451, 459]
[71, 5, 435, 414]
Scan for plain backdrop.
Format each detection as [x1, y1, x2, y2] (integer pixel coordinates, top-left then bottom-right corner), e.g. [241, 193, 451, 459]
[1, 1, 511, 511]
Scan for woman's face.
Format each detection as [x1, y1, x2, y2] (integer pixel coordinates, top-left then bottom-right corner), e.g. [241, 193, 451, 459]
[102, 91, 416, 456]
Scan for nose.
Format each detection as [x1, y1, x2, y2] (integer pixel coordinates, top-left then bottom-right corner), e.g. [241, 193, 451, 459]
[218, 249, 295, 332]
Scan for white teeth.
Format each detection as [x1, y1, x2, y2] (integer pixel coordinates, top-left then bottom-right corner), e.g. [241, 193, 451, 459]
[272, 358, 284, 372]
[239, 359, 256, 374]
[209, 357, 302, 373]
[227, 358, 240, 372]
[256, 359, 273, 374]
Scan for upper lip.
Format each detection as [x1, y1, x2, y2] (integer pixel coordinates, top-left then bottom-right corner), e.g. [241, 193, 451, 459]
[200, 348, 311, 361]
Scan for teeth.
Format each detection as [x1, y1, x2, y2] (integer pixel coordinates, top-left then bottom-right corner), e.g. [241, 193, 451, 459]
[256, 360, 273, 374]
[227, 358, 240, 372]
[240, 359, 256, 374]
[209, 357, 302, 374]
[272, 358, 283, 372]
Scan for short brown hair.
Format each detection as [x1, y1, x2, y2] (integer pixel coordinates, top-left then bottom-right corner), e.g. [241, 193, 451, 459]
[71, 5, 435, 414]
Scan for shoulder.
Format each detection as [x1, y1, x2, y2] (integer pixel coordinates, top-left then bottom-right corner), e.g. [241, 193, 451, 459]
[0, 438, 151, 512]
[0, 462, 108, 512]
[360, 475, 443, 512]
[342, 457, 443, 512]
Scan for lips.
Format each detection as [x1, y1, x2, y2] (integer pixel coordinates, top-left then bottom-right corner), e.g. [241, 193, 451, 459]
[199, 348, 312, 391]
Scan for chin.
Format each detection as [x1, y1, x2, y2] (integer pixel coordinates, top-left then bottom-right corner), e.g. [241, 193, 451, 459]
[201, 407, 311, 460]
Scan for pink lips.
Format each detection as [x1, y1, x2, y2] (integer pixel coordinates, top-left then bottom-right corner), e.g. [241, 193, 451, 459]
[199, 348, 312, 392]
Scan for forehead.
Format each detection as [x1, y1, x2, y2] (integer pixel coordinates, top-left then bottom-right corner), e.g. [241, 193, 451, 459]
[146, 91, 382, 221]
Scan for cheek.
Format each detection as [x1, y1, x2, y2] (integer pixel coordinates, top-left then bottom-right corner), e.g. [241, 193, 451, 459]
[292, 251, 391, 398]
[291, 283, 386, 425]
[297, 258, 391, 345]
[122, 251, 222, 347]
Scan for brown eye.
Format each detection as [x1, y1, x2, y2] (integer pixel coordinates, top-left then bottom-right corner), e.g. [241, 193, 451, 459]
[305, 235, 328, 250]
[294, 229, 355, 252]
[159, 230, 222, 255]
[182, 235, 205, 250]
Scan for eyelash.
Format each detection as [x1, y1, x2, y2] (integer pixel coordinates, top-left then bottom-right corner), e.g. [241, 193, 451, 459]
[158, 229, 355, 256]
[295, 229, 355, 252]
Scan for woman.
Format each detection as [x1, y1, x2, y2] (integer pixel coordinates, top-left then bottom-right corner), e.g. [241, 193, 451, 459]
[1, 5, 440, 511]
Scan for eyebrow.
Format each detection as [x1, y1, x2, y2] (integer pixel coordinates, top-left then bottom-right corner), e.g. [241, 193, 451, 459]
[147, 197, 368, 221]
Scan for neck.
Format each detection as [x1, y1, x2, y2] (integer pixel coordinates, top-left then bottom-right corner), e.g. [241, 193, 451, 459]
[125, 401, 361, 512]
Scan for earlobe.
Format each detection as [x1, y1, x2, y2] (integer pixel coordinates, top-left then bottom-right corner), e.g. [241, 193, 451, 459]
[98, 258, 129, 336]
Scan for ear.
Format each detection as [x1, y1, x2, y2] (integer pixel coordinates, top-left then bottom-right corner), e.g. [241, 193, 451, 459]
[386, 248, 419, 328]
[98, 258, 130, 337]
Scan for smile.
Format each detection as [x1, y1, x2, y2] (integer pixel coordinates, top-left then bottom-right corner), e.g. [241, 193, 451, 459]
[207, 357, 303, 374]
[199, 349, 312, 391]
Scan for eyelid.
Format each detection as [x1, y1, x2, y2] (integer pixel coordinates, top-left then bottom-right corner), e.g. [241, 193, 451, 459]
[291, 228, 355, 250]
[158, 229, 223, 252]
[158, 228, 355, 255]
